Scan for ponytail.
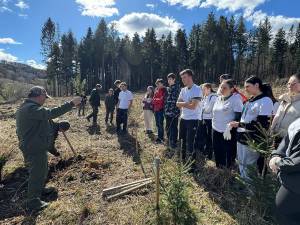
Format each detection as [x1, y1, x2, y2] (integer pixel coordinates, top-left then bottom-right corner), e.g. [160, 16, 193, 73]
[245, 76, 277, 102]
[261, 83, 277, 103]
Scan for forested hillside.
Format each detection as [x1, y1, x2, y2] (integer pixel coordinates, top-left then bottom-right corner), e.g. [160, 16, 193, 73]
[41, 13, 300, 96]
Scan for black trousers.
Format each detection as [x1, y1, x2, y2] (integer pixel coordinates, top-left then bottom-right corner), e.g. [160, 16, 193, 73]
[275, 185, 300, 225]
[231, 127, 238, 164]
[165, 115, 178, 147]
[78, 103, 86, 116]
[105, 108, 114, 123]
[212, 129, 234, 168]
[179, 119, 203, 161]
[87, 106, 99, 124]
[203, 119, 213, 159]
[116, 108, 128, 132]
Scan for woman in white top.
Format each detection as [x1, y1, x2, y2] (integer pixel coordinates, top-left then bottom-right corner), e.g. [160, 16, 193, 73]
[201, 83, 218, 159]
[142, 86, 154, 134]
[212, 79, 243, 168]
[230, 76, 273, 180]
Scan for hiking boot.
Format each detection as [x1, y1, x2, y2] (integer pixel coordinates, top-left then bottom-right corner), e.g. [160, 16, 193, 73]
[155, 138, 164, 144]
[42, 187, 56, 195]
[24, 198, 49, 213]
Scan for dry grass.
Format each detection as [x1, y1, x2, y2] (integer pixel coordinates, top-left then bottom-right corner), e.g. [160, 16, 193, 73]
[0, 92, 282, 225]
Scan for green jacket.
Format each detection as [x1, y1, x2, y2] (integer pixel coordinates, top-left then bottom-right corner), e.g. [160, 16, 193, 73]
[16, 99, 74, 154]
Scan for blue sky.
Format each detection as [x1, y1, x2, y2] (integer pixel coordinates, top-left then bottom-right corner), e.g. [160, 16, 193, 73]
[1, 0, 300, 70]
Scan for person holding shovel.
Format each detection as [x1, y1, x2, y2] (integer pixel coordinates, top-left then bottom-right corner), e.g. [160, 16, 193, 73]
[16, 86, 81, 212]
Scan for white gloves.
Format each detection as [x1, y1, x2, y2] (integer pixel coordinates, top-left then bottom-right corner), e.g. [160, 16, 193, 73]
[223, 124, 232, 140]
[269, 156, 281, 173]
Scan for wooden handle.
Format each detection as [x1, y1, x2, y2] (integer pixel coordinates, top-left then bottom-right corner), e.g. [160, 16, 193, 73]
[62, 132, 77, 156]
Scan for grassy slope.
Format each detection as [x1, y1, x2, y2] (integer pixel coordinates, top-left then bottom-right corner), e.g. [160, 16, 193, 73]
[0, 94, 278, 225]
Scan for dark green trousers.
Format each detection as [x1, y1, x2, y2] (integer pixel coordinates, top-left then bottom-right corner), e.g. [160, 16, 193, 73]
[23, 150, 48, 201]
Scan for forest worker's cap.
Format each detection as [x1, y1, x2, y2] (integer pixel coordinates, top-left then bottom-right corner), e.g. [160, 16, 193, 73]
[28, 86, 51, 98]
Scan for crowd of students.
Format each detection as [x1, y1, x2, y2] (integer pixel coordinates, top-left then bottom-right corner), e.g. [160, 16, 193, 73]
[81, 69, 300, 225]
[140, 69, 300, 225]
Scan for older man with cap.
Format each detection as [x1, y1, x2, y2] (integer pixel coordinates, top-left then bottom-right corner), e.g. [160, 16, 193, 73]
[16, 86, 81, 212]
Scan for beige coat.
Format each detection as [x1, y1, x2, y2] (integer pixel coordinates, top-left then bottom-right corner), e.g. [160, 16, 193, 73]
[271, 93, 300, 138]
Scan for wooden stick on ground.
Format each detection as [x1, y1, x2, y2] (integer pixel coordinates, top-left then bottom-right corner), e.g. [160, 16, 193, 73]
[102, 178, 152, 196]
[62, 131, 77, 156]
[105, 180, 153, 201]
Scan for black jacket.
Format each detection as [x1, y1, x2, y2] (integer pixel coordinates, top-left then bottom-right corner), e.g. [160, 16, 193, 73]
[89, 88, 101, 107]
[272, 117, 300, 194]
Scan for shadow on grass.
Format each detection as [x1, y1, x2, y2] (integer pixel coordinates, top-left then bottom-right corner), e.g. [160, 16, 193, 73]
[117, 131, 148, 177]
[192, 159, 278, 225]
[86, 124, 101, 135]
[0, 156, 85, 221]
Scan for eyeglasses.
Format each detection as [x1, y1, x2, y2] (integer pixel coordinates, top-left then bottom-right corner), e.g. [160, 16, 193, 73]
[287, 82, 299, 87]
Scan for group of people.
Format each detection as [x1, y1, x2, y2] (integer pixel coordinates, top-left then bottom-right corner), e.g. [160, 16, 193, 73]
[15, 69, 300, 224]
[140, 69, 300, 225]
[77, 81, 133, 135]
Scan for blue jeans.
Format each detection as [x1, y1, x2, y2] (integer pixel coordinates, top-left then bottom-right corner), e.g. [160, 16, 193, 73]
[155, 110, 164, 141]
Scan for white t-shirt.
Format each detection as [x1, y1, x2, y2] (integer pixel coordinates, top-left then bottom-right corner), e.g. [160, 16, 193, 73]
[118, 90, 133, 109]
[178, 84, 203, 120]
[212, 94, 243, 132]
[237, 96, 273, 132]
[202, 93, 218, 120]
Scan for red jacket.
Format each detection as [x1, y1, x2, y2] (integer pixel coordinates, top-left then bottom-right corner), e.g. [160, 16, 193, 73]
[233, 88, 248, 104]
[152, 87, 166, 112]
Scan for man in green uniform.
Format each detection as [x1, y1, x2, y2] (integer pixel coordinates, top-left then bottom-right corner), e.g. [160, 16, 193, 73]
[16, 86, 81, 212]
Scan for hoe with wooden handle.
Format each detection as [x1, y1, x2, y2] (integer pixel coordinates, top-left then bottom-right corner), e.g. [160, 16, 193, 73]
[62, 131, 79, 158]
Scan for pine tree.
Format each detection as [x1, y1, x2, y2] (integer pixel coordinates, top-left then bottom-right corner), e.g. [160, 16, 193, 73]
[142, 28, 160, 84]
[175, 29, 189, 73]
[256, 17, 272, 78]
[41, 17, 56, 63]
[61, 31, 77, 96]
[47, 42, 62, 96]
[272, 28, 288, 78]
[94, 19, 108, 88]
[234, 16, 247, 80]
[295, 23, 300, 73]
[160, 32, 176, 77]
[78, 27, 94, 91]
[130, 33, 143, 89]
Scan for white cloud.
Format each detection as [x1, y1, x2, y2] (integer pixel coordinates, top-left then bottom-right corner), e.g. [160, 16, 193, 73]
[18, 13, 27, 18]
[246, 10, 300, 35]
[200, 0, 266, 12]
[111, 12, 182, 38]
[26, 59, 46, 70]
[161, 0, 201, 9]
[0, 49, 18, 62]
[75, 0, 118, 17]
[146, 3, 155, 9]
[162, 0, 300, 36]
[0, 6, 12, 12]
[0, 38, 22, 45]
[162, 0, 266, 11]
[15, 0, 29, 10]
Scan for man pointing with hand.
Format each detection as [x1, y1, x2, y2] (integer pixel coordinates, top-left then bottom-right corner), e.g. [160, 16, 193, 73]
[16, 86, 81, 212]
